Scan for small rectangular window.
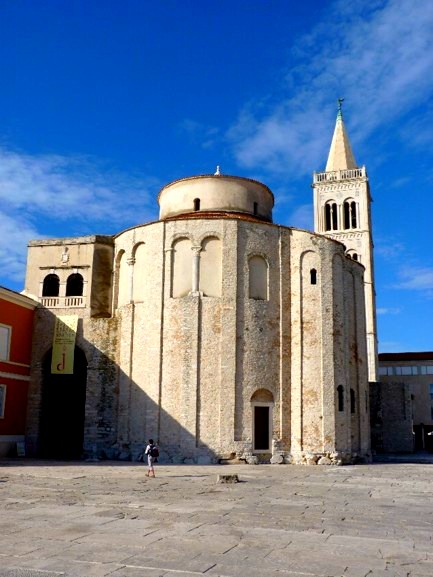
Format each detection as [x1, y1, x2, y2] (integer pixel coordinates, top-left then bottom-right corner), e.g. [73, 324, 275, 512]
[427, 366, 433, 375]
[401, 366, 412, 376]
[0, 325, 11, 361]
[395, 366, 402, 376]
[0, 385, 6, 418]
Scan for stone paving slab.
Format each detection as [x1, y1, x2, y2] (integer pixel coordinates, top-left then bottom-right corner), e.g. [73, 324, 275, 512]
[0, 460, 433, 577]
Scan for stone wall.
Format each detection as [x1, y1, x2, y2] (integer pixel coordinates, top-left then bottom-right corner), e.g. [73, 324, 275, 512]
[25, 216, 371, 464]
[370, 381, 413, 453]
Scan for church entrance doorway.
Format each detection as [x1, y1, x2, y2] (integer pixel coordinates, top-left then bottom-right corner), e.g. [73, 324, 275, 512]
[253, 405, 271, 451]
[39, 347, 87, 459]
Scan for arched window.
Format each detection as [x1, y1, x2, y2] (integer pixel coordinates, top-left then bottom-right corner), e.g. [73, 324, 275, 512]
[352, 253, 358, 261]
[310, 268, 317, 285]
[325, 202, 338, 231]
[193, 198, 200, 211]
[249, 255, 268, 300]
[171, 237, 192, 298]
[42, 274, 60, 297]
[344, 200, 357, 229]
[337, 385, 344, 412]
[66, 273, 83, 297]
[199, 237, 222, 297]
[350, 389, 356, 414]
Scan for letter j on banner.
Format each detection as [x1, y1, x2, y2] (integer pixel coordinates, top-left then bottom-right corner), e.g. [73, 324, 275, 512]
[51, 316, 78, 374]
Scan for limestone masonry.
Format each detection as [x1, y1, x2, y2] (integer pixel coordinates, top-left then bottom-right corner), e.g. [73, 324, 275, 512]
[23, 109, 377, 465]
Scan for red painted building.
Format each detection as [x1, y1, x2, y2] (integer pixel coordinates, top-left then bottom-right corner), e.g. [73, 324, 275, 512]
[0, 286, 37, 456]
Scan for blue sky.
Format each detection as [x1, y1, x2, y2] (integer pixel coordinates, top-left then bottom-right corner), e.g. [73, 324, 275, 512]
[1, 0, 432, 352]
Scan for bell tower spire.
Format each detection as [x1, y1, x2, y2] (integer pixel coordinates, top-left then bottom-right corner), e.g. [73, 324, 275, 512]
[325, 98, 357, 172]
[312, 101, 378, 382]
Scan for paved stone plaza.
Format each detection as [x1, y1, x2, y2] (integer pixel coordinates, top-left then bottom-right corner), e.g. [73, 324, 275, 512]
[0, 460, 432, 577]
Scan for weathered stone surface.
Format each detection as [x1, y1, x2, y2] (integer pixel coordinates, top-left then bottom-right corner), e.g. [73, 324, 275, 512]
[270, 453, 284, 464]
[0, 460, 432, 577]
[245, 455, 259, 465]
[317, 456, 332, 465]
[24, 173, 372, 466]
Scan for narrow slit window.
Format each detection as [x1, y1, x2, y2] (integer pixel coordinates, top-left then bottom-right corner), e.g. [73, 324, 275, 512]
[350, 201, 357, 228]
[310, 268, 317, 285]
[253, 202, 258, 216]
[350, 389, 356, 414]
[193, 198, 200, 211]
[337, 385, 344, 412]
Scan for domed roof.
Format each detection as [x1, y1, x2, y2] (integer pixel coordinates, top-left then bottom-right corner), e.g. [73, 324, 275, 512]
[158, 174, 274, 222]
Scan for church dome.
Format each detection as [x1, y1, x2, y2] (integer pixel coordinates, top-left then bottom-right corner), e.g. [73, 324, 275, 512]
[158, 174, 274, 221]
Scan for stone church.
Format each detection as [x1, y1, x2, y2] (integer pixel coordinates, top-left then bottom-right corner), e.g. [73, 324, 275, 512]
[23, 106, 378, 465]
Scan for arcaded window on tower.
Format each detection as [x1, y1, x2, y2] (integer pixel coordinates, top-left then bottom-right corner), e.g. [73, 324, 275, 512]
[325, 202, 338, 231]
[42, 274, 60, 297]
[337, 385, 344, 412]
[249, 255, 268, 300]
[66, 273, 83, 297]
[344, 200, 357, 229]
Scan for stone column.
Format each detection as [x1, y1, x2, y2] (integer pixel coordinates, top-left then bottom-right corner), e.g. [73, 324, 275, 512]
[127, 257, 135, 302]
[191, 246, 201, 295]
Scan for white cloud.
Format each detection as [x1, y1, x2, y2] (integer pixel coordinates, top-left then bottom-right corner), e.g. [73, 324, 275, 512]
[0, 213, 40, 283]
[396, 267, 433, 291]
[228, 0, 433, 176]
[0, 147, 160, 286]
[376, 307, 401, 315]
[0, 147, 159, 223]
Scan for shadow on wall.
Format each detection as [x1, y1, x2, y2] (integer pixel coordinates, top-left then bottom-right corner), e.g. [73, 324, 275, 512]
[26, 307, 218, 465]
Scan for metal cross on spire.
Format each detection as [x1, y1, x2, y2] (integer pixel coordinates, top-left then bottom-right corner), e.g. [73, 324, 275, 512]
[337, 97, 344, 119]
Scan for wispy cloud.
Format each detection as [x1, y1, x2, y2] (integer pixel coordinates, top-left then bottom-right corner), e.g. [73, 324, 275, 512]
[375, 238, 406, 260]
[396, 266, 433, 291]
[0, 147, 158, 223]
[228, 0, 433, 176]
[289, 204, 313, 230]
[0, 213, 40, 282]
[0, 147, 160, 286]
[376, 307, 401, 315]
[178, 119, 220, 149]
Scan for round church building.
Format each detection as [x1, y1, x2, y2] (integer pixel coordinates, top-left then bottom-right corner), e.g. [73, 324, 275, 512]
[25, 172, 371, 465]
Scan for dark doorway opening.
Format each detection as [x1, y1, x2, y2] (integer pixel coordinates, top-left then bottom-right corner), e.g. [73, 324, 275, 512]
[39, 347, 87, 459]
[254, 405, 270, 451]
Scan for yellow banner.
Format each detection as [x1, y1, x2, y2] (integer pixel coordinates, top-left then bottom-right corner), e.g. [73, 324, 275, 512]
[51, 316, 78, 375]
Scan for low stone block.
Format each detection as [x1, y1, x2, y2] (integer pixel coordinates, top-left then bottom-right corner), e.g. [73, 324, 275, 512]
[217, 474, 239, 484]
[270, 453, 284, 464]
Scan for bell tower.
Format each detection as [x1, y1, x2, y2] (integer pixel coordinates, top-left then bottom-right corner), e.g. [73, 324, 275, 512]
[312, 100, 378, 382]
